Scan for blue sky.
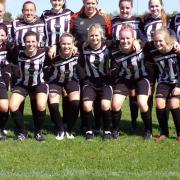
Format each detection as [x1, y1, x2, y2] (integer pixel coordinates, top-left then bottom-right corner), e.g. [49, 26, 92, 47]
[6, 0, 180, 18]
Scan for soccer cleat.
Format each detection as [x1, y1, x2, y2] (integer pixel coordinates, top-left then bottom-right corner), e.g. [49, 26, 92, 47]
[56, 131, 64, 140]
[3, 129, 8, 135]
[16, 133, 27, 141]
[155, 135, 167, 142]
[144, 131, 152, 140]
[34, 131, 45, 142]
[103, 131, 112, 140]
[112, 130, 119, 139]
[176, 136, 180, 142]
[0, 129, 6, 140]
[93, 129, 101, 136]
[85, 131, 94, 141]
[66, 131, 74, 139]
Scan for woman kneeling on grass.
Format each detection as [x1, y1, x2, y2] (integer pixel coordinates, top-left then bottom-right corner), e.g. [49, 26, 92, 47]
[9, 31, 48, 141]
[48, 32, 80, 140]
[110, 24, 151, 140]
[79, 23, 112, 141]
[144, 29, 180, 142]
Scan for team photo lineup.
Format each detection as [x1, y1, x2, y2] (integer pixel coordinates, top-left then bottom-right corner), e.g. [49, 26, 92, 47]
[0, 0, 179, 142]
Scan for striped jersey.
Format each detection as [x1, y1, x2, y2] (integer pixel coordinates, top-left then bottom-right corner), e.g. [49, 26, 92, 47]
[169, 14, 180, 42]
[0, 44, 11, 77]
[11, 17, 46, 48]
[112, 16, 145, 41]
[110, 46, 147, 81]
[144, 42, 180, 84]
[42, 9, 73, 46]
[143, 15, 164, 42]
[13, 48, 47, 86]
[0, 20, 13, 43]
[49, 52, 79, 83]
[80, 43, 110, 80]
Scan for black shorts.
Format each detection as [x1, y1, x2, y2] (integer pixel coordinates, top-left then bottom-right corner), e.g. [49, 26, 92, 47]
[0, 81, 8, 99]
[82, 84, 112, 101]
[12, 83, 48, 97]
[49, 80, 79, 95]
[113, 78, 150, 96]
[156, 83, 180, 99]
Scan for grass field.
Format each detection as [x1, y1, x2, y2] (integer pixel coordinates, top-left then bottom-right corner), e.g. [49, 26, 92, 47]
[0, 96, 180, 180]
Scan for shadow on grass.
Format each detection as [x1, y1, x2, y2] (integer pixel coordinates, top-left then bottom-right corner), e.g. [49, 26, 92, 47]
[5, 115, 159, 138]
[119, 119, 159, 137]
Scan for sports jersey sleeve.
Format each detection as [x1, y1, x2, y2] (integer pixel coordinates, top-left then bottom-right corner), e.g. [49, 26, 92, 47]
[99, 10, 112, 40]
[76, 51, 86, 81]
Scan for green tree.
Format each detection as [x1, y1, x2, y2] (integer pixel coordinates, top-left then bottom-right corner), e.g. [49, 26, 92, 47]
[4, 11, 13, 21]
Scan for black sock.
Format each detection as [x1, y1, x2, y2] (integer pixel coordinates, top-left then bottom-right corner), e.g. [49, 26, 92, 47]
[66, 100, 79, 132]
[30, 98, 37, 123]
[141, 110, 152, 133]
[165, 107, 170, 126]
[129, 96, 138, 122]
[102, 109, 111, 131]
[112, 110, 121, 131]
[48, 103, 64, 132]
[62, 96, 69, 124]
[19, 100, 25, 115]
[171, 108, 180, 137]
[34, 110, 46, 133]
[0, 111, 8, 130]
[94, 98, 102, 130]
[30, 98, 38, 130]
[156, 108, 169, 136]
[79, 102, 86, 133]
[11, 110, 26, 134]
[148, 95, 153, 121]
[83, 111, 94, 131]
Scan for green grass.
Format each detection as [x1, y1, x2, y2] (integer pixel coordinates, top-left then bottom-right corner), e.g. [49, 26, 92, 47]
[0, 97, 180, 180]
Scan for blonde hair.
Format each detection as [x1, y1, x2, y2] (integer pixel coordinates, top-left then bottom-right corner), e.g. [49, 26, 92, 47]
[153, 28, 177, 51]
[87, 23, 105, 40]
[119, 23, 135, 38]
[59, 32, 75, 44]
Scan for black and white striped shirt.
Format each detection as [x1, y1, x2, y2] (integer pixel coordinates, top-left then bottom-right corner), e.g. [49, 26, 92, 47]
[112, 16, 145, 41]
[49, 52, 79, 83]
[80, 43, 110, 80]
[13, 48, 47, 86]
[143, 16, 164, 42]
[110, 47, 147, 81]
[169, 14, 180, 42]
[11, 17, 46, 48]
[144, 43, 180, 84]
[0, 20, 13, 44]
[42, 9, 73, 46]
[0, 44, 11, 77]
